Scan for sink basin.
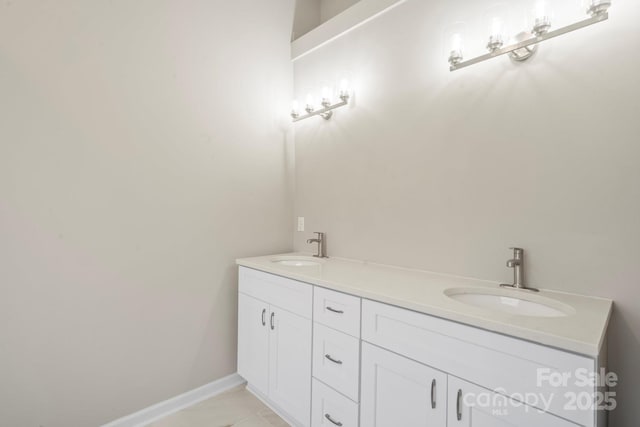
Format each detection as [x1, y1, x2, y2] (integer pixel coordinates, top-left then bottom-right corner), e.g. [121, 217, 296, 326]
[444, 287, 574, 318]
[271, 256, 324, 267]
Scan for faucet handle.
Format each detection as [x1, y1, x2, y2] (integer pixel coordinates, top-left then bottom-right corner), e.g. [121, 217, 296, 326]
[509, 247, 523, 253]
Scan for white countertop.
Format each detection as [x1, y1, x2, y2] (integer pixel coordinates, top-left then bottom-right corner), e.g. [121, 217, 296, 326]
[236, 253, 612, 357]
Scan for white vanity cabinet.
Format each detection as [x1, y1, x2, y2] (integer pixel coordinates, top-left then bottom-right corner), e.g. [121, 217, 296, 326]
[237, 267, 313, 427]
[237, 265, 606, 427]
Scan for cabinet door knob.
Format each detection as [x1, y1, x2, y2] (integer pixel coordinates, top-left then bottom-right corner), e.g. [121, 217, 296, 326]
[324, 413, 343, 426]
[431, 379, 436, 409]
[326, 306, 344, 314]
[261, 309, 266, 326]
[324, 354, 343, 365]
[457, 389, 463, 421]
[270, 312, 275, 330]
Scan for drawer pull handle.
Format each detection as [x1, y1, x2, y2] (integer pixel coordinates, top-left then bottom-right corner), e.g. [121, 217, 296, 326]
[456, 389, 463, 421]
[324, 354, 343, 365]
[261, 309, 266, 326]
[270, 312, 275, 330]
[324, 414, 343, 426]
[326, 306, 344, 314]
[431, 379, 436, 409]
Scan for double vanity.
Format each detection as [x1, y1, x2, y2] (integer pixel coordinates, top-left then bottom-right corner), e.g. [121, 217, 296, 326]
[236, 254, 612, 427]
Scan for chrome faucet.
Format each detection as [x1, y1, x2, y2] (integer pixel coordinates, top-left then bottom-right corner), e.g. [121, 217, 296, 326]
[500, 247, 538, 292]
[307, 232, 327, 258]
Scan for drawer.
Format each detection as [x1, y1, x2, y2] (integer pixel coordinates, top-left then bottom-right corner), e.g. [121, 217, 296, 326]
[239, 267, 312, 319]
[313, 323, 360, 402]
[362, 299, 595, 427]
[313, 287, 361, 337]
[312, 379, 359, 427]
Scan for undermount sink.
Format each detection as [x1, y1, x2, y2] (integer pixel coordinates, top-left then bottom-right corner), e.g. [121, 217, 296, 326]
[444, 287, 575, 318]
[271, 255, 324, 267]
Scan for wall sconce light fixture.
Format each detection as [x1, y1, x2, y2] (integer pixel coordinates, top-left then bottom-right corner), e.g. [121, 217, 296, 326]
[291, 80, 351, 122]
[448, 0, 611, 72]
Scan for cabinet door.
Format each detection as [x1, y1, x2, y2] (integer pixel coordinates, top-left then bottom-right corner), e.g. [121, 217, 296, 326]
[361, 342, 447, 427]
[237, 292, 269, 395]
[447, 376, 578, 427]
[269, 307, 312, 427]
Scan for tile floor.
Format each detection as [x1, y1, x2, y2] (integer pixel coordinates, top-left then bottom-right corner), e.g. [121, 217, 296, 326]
[147, 385, 289, 427]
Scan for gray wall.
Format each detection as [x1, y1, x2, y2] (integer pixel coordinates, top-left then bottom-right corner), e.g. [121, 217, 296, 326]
[292, 0, 361, 40]
[0, 1, 295, 426]
[293, 0, 321, 40]
[292, 0, 639, 425]
[321, 0, 361, 22]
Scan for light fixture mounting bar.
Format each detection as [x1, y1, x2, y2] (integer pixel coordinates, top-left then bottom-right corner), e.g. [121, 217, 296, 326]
[292, 97, 349, 122]
[450, 13, 608, 72]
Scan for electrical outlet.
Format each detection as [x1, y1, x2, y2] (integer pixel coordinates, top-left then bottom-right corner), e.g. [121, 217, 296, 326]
[297, 217, 305, 232]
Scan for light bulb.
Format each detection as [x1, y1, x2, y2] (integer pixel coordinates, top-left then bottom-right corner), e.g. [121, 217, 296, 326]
[533, 1, 551, 35]
[321, 86, 331, 107]
[535, 1, 547, 19]
[448, 33, 464, 66]
[451, 33, 463, 52]
[491, 17, 503, 38]
[487, 17, 504, 52]
[305, 93, 315, 113]
[339, 79, 349, 99]
[290, 100, 300, 119]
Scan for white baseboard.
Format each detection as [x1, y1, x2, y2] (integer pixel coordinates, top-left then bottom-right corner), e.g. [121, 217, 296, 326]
[102, 373, 246, 427]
